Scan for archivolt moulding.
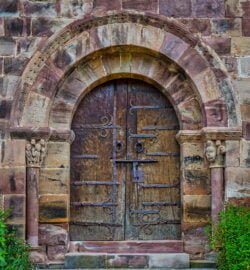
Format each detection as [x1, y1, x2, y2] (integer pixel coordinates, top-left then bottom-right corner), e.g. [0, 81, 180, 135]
[10, 11, 240, 131]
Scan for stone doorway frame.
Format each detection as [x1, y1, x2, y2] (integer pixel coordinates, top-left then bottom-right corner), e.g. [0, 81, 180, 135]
[9, 11, 242, 260]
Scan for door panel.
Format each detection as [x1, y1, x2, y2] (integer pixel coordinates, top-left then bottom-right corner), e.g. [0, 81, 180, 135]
[70, 79, 181, 241]
[70, 83, 125, 240]
[125, 80, 180, 240]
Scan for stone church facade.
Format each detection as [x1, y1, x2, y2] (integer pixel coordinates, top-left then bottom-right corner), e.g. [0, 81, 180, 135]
[0, 0, 249, 268]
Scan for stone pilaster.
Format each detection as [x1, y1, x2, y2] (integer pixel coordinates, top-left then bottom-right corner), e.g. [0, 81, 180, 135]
[204, 140, 226, 223]
[26, 139, 47, 248]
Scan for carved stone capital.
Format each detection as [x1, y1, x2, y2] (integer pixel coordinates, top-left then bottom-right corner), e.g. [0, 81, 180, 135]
[26, 139, 47, 167]
[205, 140, 226, 168]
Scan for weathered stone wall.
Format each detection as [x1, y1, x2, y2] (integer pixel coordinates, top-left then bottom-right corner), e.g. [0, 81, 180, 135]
[0, 0, 249, 263]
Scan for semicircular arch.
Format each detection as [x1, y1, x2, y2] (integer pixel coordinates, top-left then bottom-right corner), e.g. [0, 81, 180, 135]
[10, 11, 239, 129]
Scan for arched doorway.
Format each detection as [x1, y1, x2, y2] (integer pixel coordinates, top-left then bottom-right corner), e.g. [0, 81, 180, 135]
[70, 79, 180, 241]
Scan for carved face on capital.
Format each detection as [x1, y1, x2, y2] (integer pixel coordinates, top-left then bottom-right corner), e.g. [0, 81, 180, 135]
[26, 143, 31, 151]
[205, 141, 216, 162]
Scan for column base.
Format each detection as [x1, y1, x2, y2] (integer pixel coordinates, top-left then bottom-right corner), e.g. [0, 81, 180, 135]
[29, 247, 47, 264]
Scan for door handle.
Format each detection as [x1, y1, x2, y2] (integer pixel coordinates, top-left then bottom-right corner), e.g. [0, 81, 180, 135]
[132, 161, 144, 183]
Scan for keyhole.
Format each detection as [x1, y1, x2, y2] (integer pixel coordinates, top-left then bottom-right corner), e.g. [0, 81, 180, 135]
[135, 141, 144, 153]
[116, 141, 123, 152]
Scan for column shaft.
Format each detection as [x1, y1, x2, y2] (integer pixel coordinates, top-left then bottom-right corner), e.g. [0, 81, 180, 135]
[26, 167, 39, 247]
[211, 167, 224, 223]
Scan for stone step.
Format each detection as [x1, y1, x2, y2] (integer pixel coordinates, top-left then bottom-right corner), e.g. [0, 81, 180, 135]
[70, 240, 184, 253]
[36, 262, 216, 270]
[190, 260, 217, 268]
[64, 252, 190, 269]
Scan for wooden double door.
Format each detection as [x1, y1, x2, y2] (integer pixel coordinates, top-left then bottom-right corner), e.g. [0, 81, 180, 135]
[70, 79, 181, 241]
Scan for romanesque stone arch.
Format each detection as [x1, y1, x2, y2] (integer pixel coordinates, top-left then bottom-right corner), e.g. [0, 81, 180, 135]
[8, 11, 243, 262]
[10, 11, 240, 130]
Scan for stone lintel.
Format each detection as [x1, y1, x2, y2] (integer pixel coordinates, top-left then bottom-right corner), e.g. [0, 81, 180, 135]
[201, 127, 242, 141]
[9, 127, 75, 143]
[176, 130, 202, 144]
[177, 127, 242, 143]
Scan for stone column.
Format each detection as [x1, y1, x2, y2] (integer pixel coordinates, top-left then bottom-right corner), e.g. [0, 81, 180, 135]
[25, 139, 47, 247]
[205, 140, 226, 223]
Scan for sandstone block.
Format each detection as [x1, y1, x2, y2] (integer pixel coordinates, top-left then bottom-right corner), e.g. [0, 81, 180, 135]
[241, 104, 250, 122]
[123, 0, 157, 12]
[29, 250, 47, 264]
[183, 195, 211, 223]
[160, 32, 190, 62]
[225, 167, 250, 198]
[50, 100, 73, 129]
[60, 0, 93, 18]
[238, 56, 250, 78]
[4, 57, 29, 76]
[242, 18, 250, 37]
[1, 139, 26, 166]
[194, 69, 221, 104]
[218, 79, 237, 126]
[47, 245, 67, 261]
[0, 195, 3, 210]
[148, 253, 189, 269]
[183, 169, 210, 195]
[225, 140, 240, 167]
[192, 0, 225, 18]
[0, 167, 25, 194]
[3, 194, 25, 224]
[30, 62, 61, 98]
[16, 37, 42, 58]
[179, 18, 211, 35]
[0, 18, 4, 35]
[21, 92, 50, 127]
[40, 168, 69, 194]
[2, 75, 20, 98]
[183, 226, 209, 259]
[182, 143, 205, 170]
[32, 18, 72, 37]
[225, 0, 243, 17]
[0, 99, 12, 119]
[205, 99, 228, 127]
[0, 37, 15, 56]
[57, 69, 87, 104]
[45, 142, 70, 168]
[232, 37, 250, 56]
[211, 18, 241, 36]
[53, 49, 73, 70]
[240, 139, 250, 168]
[0, 0, 18, 16]
[39, 195, 68, 223]
[178, 47, 208, 77]
[178, 98, 203, 130]
[159, 0, 191, 17]
[39, 224, 68, 246]
[0, 58, 2, 75]
[243, 121, 250, 140]
[222, 56, 238, 73]
[93, 0, 121, 14]
[232, 78, 250, 104]
[228, 197, 250, 207]
[21, 0, 59, 17]
[204, 36, 231, 55]
[4, 17, 31, 36]
[64, 253, 106, 269]
[242, 1, 250, 18]
[107, 254, 148, 268]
